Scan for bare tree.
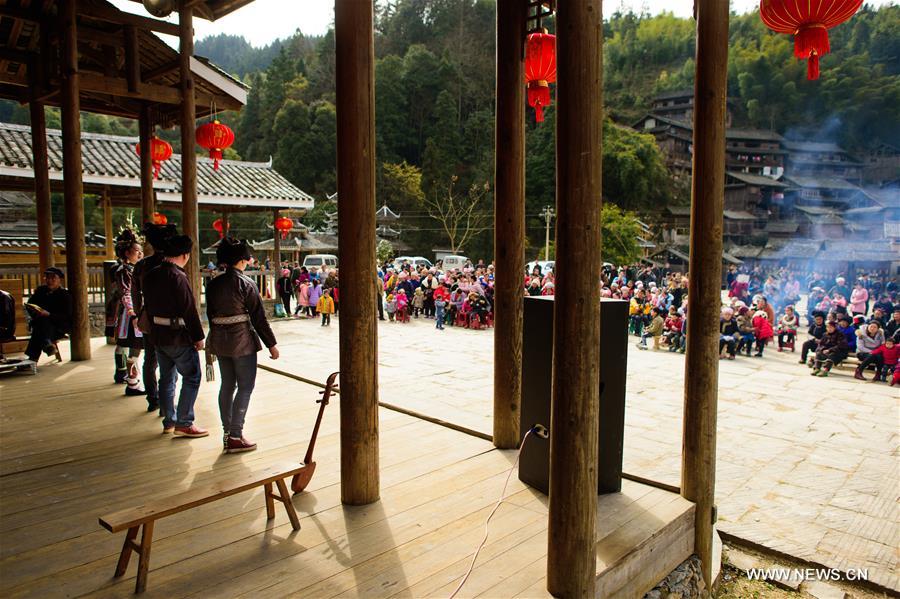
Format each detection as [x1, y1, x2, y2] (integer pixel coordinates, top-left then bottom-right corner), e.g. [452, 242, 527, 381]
[420, 176, 491, 254]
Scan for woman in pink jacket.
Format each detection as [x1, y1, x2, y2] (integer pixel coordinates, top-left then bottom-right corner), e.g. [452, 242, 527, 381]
[849, 281, 868, 316]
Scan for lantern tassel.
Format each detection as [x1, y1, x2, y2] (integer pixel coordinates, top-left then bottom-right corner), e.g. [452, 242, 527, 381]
[210, 149, 223, 171]
[795, 25, 829, 80]
[807, 53, 820, 80]
[153, 162, 161, 180]
[534, 104, 544, 123]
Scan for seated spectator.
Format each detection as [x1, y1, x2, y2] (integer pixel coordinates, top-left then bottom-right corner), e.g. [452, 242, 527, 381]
[735, 307, 756, 357]
[637, 307, 664, 350]
[886, 307, 900, 342]
[663, 307, 683, 352]
[870, 306, 888, 328]
[23, 268, 73, 365]
[776, 305, 798, 351]
[837, 315, 857, 353]
[800, 311, 827, 364]
[719, 307, 739, 360]
[855, 337, 898, 382]
[752, 310, 774, 357]
[855, 321, 885, 365]
[810, 321, 849, 377]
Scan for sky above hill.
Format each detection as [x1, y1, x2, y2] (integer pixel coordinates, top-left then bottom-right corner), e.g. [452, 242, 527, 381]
[113, 0, 895, 48]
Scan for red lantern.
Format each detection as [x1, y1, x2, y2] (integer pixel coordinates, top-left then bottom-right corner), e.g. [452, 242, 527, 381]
[195, 120, 235, 171]
[760, 0, 862, 80]
[524, 32, 557, 123]
[212, 218, 230, 239]
[152, 212, 167, 225]
[134, 136, 173, 179]
[274, 216, 293, 240]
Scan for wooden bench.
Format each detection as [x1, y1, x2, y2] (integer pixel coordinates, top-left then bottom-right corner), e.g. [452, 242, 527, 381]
[0, 278, 64, 364]
[99, 463, 305, 594]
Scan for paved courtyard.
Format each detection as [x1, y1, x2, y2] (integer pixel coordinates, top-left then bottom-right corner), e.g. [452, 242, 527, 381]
[266, 314, 899, 592]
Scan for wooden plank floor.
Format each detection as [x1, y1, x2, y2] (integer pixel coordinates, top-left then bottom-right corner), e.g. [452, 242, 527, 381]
[0, 340, 693, 598]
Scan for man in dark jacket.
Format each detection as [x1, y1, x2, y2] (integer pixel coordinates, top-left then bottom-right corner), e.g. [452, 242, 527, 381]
[800, 311, 827, 364]
[143, 235, 207, 438]
[811, 321, 849, 377]
[206, 238, 279, 453]
[132, 222, 176, 413]
[24, 267, 72, 364]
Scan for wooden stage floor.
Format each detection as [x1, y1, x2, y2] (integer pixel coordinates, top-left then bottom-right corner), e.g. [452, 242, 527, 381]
[0, 340, 694, 598]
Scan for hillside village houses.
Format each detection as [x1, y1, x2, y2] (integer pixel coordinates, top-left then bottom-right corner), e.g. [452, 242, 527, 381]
[634, 89, 900, 276]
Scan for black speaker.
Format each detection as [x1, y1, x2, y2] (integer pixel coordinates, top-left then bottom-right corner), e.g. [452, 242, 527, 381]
[518, 296, 629, 495]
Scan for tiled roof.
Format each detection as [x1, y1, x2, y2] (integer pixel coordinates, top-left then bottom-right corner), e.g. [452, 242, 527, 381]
[782, 140, 848, 154]
[0, 219, 105, 250]
[764, 221, 800, 234]
[818, 239, 899, 262]
[758, 239, 823, 260]
[861, 187, 900, 209]
[723, 210, 757, 221]
[726, 171, 789, 188]
[785, 176, 860, 191]
[0, 122, 314, 210]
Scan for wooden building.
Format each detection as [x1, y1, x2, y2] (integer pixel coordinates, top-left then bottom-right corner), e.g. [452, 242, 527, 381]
[782, 140, 863, 183]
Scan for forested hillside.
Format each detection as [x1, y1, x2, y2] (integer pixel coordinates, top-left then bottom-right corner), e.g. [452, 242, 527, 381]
[3, 2, 897, 257]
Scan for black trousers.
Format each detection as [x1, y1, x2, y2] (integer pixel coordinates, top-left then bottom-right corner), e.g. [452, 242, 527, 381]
[280, 293, 292, 315]
[143, 334, 159, 399]
[26, 318, 64, 361]
[801, 338, 818, 361]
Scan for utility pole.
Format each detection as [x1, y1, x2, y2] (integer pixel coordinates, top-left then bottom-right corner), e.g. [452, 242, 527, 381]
[541, 205, 555, 261]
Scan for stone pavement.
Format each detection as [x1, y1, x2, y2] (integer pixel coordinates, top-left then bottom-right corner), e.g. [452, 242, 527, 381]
[267, 314, 899, 592]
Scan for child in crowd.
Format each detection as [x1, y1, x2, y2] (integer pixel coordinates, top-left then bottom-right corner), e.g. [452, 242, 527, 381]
[395, 289, 409, 322]
[800, 311, 827, 364]
[307, 279, 322, 318]
[316, 289, 335, 326]
[855, 337, 898, 382]
[412, 287, 425, 318]
[434, 294, 446, 330]
[663, 306, 683, 352]
[719, 307, 739, 360]
[637, 307, 664, 350]
[385, 294, 397, 322]
[294, 279, 309, 317]
[735, 307, 756, 357]
[776, 305, 798, 351]
[752, 310, 774, 357]
[837, 315, 857, 353]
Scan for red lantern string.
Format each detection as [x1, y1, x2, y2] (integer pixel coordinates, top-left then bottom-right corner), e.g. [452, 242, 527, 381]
[524, 32, 557, 123]
[134, 136, 173, 180]
[275, 216, 293, 240]
[196, 120, 235, 171]
[212, 218, 230, 239]
[760, 0, 862, 80]
[152, 212, 167, 225]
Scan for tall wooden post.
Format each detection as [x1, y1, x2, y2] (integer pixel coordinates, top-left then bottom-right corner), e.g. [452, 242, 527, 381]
[682, 0, 729, 588]
[335, 0, 379, 505]
[179, 3, 199, 304]
[272, 209, 281, 265]
[138, 104, 155, 225]
[60, 0, 90, 361]
[547, 0, 603, 595]
[29, 101, 54, 272]
[492, 0, 526, 450]
[103, 190, 114, 259]
[220, 210, 229, 238]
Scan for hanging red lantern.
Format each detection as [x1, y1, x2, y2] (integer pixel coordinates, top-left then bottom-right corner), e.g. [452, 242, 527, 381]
[151, 212, 167, 225]
[274, 216, 293, 240]
[212, 218, 230, 239]
[195, 120, 235, 171]
[524, 32, 557, 123]
[760, 0, 862, 80]
[134, 136, 173, 179]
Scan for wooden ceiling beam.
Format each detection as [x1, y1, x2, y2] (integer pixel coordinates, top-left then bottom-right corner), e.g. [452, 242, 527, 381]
[143, 59, 179, 82]
[77, 4, 181, 37]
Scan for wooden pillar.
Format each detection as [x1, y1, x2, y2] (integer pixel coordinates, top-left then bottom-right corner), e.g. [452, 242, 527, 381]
[179, 3, 199, 304]
[682, 0, 729, 588]
[335, 0, 379, 505]
[272, 209, 281, 265]
[60, 0, 90, 361]
[492, 0, 526, 450]
[29, 101, 54, 272]
[103, 190, 114, 259]
[220, 210, 229, 238]
[138, 104, 155, 225]
[547, 0, 603, 596]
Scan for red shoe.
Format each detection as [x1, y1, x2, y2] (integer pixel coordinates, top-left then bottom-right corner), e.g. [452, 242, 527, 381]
[173, 425, 209, 438]
[225, 436, 257, 453]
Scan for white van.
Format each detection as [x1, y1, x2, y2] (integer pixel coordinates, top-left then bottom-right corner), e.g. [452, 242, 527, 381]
[392, 256, 433, 271]
[440, 255, 469, 271]
[303, 254, 338, 272]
